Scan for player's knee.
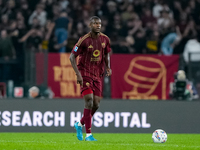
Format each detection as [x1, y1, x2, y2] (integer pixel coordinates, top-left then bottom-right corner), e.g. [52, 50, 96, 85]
[85, 98, 93, 109]
[93, 103, 100, 109]
[93, 97, 101, 109]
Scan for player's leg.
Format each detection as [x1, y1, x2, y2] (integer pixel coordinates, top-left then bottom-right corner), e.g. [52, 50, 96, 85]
[78, 95, 100, 141]
[85, 80, 102, 141]
[74, 90, 93, 141]
[75, 77, 97, 141]
[82, 92, 93, 134]
[82, 92, 97, 141]
[74, 76, 94, 141]
[80, 95, 101, 124]
[91, 95, 101, 116]
[91, 78, 102, 116]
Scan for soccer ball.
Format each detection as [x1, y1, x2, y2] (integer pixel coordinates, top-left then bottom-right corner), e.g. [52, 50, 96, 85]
[152, 129, 167, 143]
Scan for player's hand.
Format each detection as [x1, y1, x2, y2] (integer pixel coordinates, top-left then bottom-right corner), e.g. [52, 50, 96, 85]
[76, 74, 83, 87]
[106, 68, 112, 77]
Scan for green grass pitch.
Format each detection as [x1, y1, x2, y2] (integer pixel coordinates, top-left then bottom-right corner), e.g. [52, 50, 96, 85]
[0, 133, 200, 150]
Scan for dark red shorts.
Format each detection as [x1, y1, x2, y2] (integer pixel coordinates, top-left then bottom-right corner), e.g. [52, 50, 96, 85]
[81, 76, 102, 97]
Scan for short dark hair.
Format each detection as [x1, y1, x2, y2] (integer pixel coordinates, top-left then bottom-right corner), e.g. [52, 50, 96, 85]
[89, 16, 101, 22]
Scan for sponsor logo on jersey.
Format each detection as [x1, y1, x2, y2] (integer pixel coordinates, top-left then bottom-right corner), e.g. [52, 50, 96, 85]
[88, 45, 93, 48]
[74, 46, 78, 52]
[91, 58, 100, 61]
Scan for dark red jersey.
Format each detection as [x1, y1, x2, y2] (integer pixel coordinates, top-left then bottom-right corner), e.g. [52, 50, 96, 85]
[72, 32, 111, 79]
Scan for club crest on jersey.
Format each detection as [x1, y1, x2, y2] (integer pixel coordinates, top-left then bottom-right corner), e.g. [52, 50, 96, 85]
[74, 46, 78, 52]
[93, 50, 100, 57]
[86, 82, 90, 87]
[102, 43, 105, 48]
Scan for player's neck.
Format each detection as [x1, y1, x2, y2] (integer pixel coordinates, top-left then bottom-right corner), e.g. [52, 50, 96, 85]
[90, 32, 100, 39]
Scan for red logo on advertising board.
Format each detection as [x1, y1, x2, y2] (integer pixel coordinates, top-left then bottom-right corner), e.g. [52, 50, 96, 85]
[14, 87, 23, 97]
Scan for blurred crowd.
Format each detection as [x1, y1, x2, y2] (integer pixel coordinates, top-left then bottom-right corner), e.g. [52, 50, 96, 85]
[0, 0, 200, 83]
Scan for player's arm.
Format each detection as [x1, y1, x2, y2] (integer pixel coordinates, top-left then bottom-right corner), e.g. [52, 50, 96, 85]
[69, 53, 83, 86]
[105, 37, 112, 77]
[69, 39, 84, 86]
[105, 52, 112, 77]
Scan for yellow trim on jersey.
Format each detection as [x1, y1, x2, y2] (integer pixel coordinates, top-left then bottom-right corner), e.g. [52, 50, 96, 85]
[100, 32, 108, 37]
[77, 33, 90, 46]
[100, 32, 111, 43]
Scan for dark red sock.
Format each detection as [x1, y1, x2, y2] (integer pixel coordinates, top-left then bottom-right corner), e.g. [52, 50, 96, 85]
[84, 109, 92, 133]
[80, 109, 87, 125]
[80, 115, 84, 125]
[91, 108, 97, 116]
[80, 108, 97, 125]
[81, 108, 92, 133]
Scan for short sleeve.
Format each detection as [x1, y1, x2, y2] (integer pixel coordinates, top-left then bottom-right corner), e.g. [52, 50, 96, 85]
[105, 37, 111, 54]
[71, 38, 84, 56]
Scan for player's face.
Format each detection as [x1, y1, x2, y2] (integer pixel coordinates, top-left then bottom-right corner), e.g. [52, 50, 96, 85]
[90, 19, 101, 33]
